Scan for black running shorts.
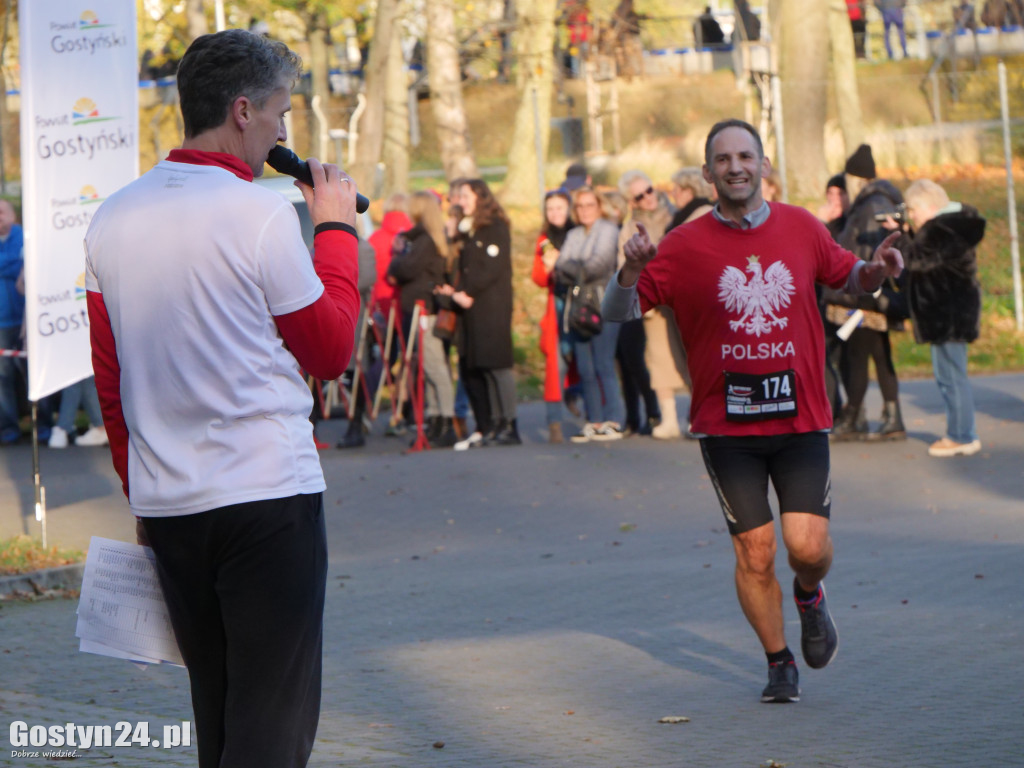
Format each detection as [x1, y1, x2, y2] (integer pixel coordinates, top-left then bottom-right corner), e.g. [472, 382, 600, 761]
[699, 432, 831, 535]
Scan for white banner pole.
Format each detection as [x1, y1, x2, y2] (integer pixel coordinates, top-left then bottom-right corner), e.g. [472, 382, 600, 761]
[19, 0, 138, 542]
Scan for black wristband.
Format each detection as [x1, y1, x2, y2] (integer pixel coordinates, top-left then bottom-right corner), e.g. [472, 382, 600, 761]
[314, 222, 357, 238]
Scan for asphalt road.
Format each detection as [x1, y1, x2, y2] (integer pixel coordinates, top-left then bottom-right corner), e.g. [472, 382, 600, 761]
[1, 374, 1022, 767]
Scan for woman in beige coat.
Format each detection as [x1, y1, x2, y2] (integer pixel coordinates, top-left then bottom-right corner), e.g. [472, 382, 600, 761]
[616, 168, 713, 438]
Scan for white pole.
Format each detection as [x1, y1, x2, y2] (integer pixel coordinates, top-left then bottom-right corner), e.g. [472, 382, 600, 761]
[31, 402, 46, 548]
[998, 61, 1023, 331]
[215, 0, 226, 32]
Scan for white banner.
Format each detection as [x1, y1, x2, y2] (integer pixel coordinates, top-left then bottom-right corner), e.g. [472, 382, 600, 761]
[20, 1, 138, 400]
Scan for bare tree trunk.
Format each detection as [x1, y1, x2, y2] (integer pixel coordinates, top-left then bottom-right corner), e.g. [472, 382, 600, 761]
[382, 31, 409, 194]
[778, 0, 829, 201]
[424, 0, 478, 180]
[501, 0, 558, 208]
[300, 6, 331, 159]
[350, 0, 401, 193]
[829, 0, 864, 156]
[185, 0, 208, 41]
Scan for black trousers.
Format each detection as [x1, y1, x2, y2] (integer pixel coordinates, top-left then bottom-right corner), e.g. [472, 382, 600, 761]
[459, 359, 493, 435]
[843, 326, 899, 408]
[616, 318, 659, 430]
[143, 493, 328, 768]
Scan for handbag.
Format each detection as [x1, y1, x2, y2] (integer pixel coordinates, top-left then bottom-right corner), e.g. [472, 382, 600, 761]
[565, 282, 603, 340]
[433, 271, 460, 341]
[433, 307, 458, 341]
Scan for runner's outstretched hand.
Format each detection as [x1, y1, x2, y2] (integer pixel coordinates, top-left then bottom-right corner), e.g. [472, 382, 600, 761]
[859, 230, 904, 291]
[619, 222, 657, 287]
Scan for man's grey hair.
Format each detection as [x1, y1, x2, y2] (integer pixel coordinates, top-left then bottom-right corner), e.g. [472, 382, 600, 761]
[177, 29, 302, 139]
[704, 118, 764, 165]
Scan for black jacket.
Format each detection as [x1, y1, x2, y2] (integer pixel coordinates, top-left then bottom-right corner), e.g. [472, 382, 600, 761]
[666, 197, 714, 234]
[824, 179, 907, 326]
[387, 225, 445, 316]
[456, 219, 514, 370]
[900, 205, 985, 344]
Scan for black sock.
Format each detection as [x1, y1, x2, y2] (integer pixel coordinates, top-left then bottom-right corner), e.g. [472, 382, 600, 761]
[767, 647, 795, 666]
[794, 578, 819, 601]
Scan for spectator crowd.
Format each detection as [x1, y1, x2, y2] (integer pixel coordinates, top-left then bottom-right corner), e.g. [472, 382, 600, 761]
[318, 143, 984, 460]
[0, 153, 985, 462]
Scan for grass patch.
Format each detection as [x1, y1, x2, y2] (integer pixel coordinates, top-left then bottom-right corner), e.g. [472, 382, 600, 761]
[0, 535, 85, 576]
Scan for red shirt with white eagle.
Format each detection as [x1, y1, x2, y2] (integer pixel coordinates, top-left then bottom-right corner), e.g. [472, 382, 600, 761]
[636, 203, 860, 437]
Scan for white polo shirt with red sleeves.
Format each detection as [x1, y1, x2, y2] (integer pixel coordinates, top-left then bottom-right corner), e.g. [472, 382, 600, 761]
[85, 159, 328, 517]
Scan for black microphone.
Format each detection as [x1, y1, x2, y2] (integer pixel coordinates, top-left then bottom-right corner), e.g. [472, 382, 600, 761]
[266, 145, 369, 214]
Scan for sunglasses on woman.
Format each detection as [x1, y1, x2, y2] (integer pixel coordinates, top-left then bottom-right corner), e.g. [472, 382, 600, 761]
[633, 186, 654, 203]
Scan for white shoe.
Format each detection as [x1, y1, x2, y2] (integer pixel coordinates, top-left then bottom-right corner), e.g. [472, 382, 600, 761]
[927, 437, 981, 457]
[591, 421, 624, 441]
[48, 426, 69, 449]
[75, 425, 109, 447]
[571, 423, 600, 443]
[454, 431, 483, 451]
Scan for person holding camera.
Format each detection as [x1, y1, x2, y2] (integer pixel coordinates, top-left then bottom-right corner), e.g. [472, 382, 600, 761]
[824, 144, 908, 441]
[85, 30, 360, 768]
[890, 180, 985, 457]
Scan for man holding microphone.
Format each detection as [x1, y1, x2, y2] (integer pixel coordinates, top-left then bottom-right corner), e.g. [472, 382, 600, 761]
[85, 29, 360, 767]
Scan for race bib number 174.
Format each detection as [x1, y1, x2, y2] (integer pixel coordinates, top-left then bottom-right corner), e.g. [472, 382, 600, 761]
[724, 369, 798, 422]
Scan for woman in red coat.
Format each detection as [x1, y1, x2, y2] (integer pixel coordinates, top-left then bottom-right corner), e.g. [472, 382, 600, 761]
[531, 190, 576, 443]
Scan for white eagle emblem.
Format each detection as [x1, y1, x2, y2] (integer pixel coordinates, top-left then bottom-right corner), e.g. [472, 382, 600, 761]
[718, 255, 795, 336]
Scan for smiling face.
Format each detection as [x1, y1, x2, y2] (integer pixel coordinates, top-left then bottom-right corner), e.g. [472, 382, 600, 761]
[702, 126, 770, 219]
[545, 195, 570, 228]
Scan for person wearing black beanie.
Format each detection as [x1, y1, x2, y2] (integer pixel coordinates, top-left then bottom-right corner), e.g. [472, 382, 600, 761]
[844, 143, 876, 180]
[825, 144, 908, 442]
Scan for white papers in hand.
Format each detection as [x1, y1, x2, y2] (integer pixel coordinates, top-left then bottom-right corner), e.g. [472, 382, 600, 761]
[75, 537, 184, 667]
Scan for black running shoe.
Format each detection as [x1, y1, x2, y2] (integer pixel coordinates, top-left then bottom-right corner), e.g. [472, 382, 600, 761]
[761, 660, 800, 703]
[794, 579, 839, 669]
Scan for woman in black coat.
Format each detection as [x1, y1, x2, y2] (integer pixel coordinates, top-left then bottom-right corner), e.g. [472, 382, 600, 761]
[439, 179, 519, 447]
[898, 179, 986, 457]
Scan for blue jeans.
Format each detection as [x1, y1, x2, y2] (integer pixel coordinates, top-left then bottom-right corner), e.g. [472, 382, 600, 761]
[0, 324, 24, 435]
[572, 321, 624, 425]
[56, 376, 104, 433]
[882, 8, 906, 58]
[931, 342, 977, 443]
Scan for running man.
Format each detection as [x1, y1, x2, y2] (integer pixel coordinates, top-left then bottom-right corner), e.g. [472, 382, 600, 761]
[604, 119, 903, 702]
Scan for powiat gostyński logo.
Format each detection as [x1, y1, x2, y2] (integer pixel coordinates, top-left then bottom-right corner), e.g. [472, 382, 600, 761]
[717, 255, 795, 337]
